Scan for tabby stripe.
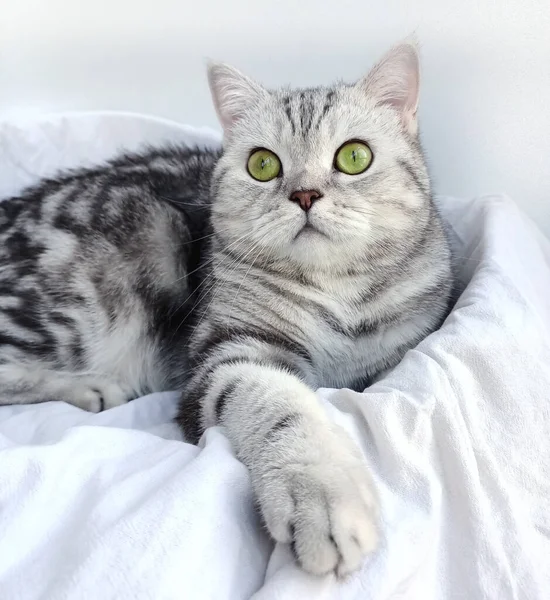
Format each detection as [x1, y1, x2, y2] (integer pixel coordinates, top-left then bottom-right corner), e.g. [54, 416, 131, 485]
[257, 277, 329, 316]
[233, 306, 311, 360]
[225, 318, 311, 362]
[209, 167, 229, 201]
[0, 199, 25, 228]
[318, 90, 335, 128]
[397, 159, 429, 199]
[50, 311, 76, 327]
[182, 353, 305, 437]
[177, 385, 206, 444]
[2, 305, 54, 344]
[194, 325, 312, 364]
[299, 92, 310, 134]
[215, 380, 238, 421]
[350, 319, 381, 337]
[253, 261, 319, 288]
[254, 278, 309, 309]
[358, 273, 394, 304]
[193, 327, 243, 360]
[197, 357, 303, 396]
[0, 332, 46, 355]
[317, 307, 348, 335]
[227, 303, 305, 340]
[266, 413, 300, 438]
[52, 180, 88, 231]
[90, 180, 114, 231]
[283, 96, 296, 135]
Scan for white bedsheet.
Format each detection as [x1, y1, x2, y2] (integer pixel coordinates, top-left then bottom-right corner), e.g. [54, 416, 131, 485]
[1, 112, 549, 600]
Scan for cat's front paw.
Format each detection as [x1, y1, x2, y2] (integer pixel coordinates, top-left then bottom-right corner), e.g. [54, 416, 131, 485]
[256, 427, 378, 577]
[63, 377, 134, 412]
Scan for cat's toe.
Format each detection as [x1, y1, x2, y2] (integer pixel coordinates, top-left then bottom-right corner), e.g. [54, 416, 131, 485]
[290, 468, 378, 576]
[66, 378, 134, 412]
[99, 381, 134, 409]
[257, 429, 378, 577]
[68, 385, 104, 412]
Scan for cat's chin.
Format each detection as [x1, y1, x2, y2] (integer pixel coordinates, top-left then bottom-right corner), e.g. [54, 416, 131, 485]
[292, 222, 329, 241]
[284, 233, 348, 271]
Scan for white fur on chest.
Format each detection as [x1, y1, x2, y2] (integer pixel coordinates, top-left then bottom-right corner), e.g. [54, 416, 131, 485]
[275, 275, 435, 390]
[307, 315, 424, 389]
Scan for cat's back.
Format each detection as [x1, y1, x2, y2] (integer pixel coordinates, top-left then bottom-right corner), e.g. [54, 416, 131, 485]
[0, 144, 219, 394]
[0, 144, 218, 246]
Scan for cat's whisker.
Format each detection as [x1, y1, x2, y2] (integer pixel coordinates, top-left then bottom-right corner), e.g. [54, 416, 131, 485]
[169, 233, 254, 320]
[224, 233, 274, 335]
[181, 222, 277, 341]
[181, 237, 266, 340]
[194, 249, 261, 340]
[158, 195, 209, 208]
[176, 225, 236, 247]
[169, 228, 256, 288]
[172, 222, 276, 334]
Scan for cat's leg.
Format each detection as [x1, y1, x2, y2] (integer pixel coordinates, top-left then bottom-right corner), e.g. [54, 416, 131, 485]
[178, 340, 378, 577]
[0, 363, 133, 412]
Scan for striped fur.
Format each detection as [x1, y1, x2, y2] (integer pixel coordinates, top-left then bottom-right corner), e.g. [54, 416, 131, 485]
[0, 146, 218, 408]
[0, 42, 452, 575]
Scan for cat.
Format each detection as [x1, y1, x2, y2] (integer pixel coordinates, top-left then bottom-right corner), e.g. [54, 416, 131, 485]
[0, 42, 452, 576]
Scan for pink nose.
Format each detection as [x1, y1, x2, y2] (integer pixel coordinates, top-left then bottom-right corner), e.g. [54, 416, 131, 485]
[289, 189, 322, 212]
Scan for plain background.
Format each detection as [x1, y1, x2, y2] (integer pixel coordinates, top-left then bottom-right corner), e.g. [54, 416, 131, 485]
[1, 0, 549, 233]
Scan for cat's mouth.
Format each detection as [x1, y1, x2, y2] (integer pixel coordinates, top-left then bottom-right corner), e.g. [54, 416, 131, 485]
[293, 221, 328, 241]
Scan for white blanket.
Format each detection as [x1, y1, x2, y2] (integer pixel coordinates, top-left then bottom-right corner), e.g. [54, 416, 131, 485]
[1, 113, 549, 600]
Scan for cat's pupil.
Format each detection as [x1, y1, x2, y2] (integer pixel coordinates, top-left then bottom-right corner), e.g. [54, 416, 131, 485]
[352, 150, 357, 162]
[261, 159, 266, 169]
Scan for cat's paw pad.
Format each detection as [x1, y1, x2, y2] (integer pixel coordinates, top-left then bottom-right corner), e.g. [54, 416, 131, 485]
[258, 433, 378, 577]
[65, 379, 134, 412]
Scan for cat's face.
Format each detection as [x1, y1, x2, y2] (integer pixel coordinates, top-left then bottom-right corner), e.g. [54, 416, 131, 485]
[209, 43, 431, 273]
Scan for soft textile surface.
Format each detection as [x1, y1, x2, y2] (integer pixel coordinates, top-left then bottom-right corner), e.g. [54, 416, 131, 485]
[0, 112, 549, 600]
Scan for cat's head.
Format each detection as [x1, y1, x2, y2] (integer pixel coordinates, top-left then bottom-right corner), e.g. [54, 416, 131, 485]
[208, 42, 431, 273]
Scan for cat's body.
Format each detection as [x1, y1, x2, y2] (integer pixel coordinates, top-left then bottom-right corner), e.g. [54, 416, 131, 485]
[0, 147, 218, 409]
[0, 43, 452, 576]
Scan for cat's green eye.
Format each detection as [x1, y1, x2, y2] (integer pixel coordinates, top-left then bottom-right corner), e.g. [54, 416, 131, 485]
[334, 141, 373, 175]
[247, 149, 281, 182]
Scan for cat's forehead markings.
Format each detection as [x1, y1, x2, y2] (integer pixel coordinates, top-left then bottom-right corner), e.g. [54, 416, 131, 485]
[319, 90, 336, 125]
[280, 89, 335, 139]
[298, 91, 315, 135]
[282, 95, 296, 136]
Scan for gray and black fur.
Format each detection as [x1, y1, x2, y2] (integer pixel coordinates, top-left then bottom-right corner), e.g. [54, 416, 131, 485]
[0, 43, 452, 576]
[0, 146, 218, 409]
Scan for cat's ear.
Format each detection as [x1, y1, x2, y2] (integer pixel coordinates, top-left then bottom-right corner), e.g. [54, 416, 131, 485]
[208, 63, 268, 131]
[358, 42, 420, 135]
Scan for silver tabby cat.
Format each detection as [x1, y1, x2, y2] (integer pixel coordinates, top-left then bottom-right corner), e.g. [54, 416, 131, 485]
[0, 43, 452, 576]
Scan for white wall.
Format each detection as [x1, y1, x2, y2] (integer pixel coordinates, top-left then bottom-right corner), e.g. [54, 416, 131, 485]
[2, 0, 550, 232]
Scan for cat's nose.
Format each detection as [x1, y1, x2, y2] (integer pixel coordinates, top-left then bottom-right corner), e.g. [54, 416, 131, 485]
[289, 189, 323, 212]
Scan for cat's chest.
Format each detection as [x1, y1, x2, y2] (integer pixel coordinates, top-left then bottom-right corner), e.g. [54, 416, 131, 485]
[301, 311, 386, 390]
[288, 290, 415, 391]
